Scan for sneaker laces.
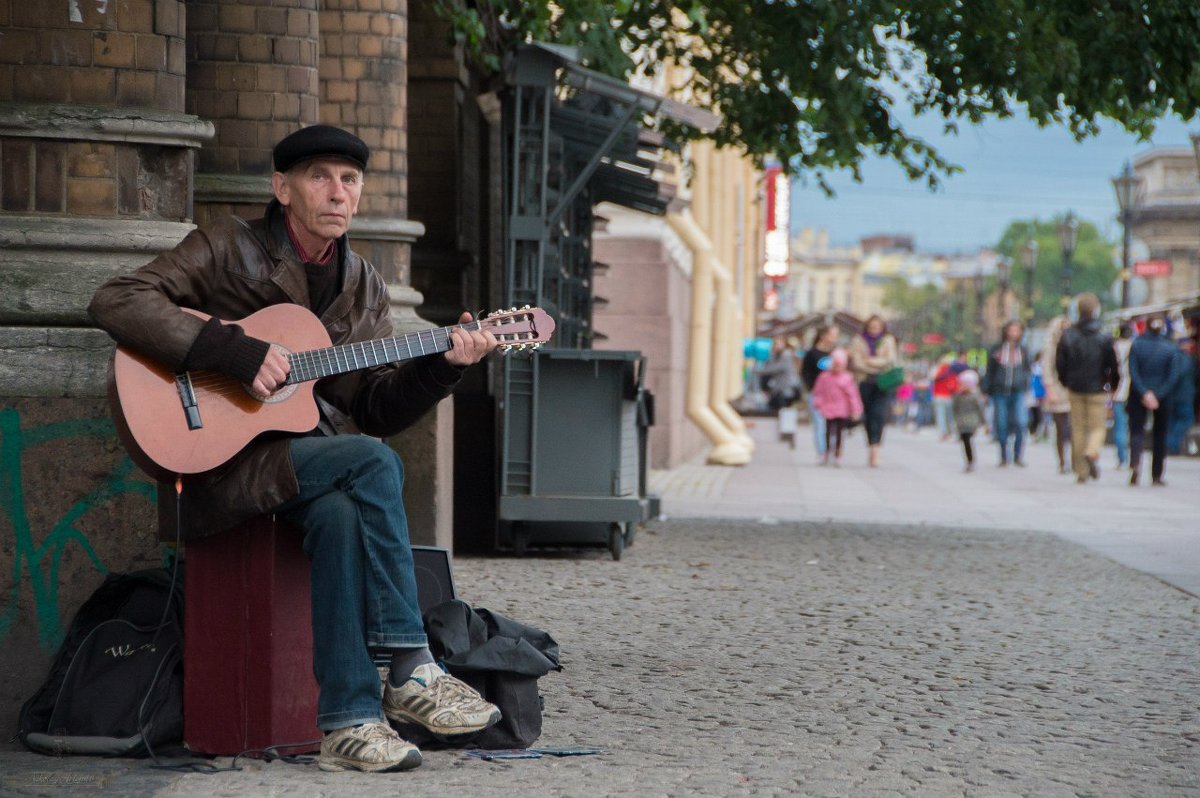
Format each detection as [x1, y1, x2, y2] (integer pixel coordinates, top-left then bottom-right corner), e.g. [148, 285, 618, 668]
[360, 722, 399, 744]
[418, 670, 488, 709]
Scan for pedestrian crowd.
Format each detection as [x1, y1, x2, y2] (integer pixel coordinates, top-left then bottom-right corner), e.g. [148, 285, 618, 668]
[761, 292, 1198, 484]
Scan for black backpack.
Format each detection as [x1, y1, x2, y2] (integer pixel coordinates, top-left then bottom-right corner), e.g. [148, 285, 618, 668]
[401, 599, 561, 750]
[17, 567, 184, 757]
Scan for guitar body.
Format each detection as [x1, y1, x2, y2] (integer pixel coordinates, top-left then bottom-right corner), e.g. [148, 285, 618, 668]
[111, 304, 329, 477]
[110, 302, 552, 477]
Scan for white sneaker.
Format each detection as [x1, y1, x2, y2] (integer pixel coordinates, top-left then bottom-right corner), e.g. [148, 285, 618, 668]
[318, 721, 422, 773]
[383, 663, 501, 736]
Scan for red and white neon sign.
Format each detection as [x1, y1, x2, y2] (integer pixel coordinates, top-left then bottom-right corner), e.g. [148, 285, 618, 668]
[763, 165, 789, 277]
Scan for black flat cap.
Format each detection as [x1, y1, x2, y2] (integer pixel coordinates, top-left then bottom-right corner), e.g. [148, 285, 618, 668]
[273, 124, 369, 173]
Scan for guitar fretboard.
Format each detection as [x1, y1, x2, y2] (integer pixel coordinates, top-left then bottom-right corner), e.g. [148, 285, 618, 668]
[286, 322, 482, 383]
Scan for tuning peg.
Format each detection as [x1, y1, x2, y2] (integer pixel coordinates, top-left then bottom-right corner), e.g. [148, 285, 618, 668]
[521, 304, 530, 310]
[501, 344, 511, 353]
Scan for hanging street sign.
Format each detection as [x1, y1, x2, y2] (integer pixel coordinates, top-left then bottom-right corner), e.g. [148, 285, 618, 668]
[1133, 259, 1172, 278]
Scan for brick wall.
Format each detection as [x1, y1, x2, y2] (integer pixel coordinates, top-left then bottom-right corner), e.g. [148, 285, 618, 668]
[0, 0, 185, 110]
[407, 5, 459, 254]
[0, 138, 191, 220]
[319, 0, 407, 220]
[187, 0, 318, 177]
[406, 2, 494, 322]
[0, 0, 191, 220]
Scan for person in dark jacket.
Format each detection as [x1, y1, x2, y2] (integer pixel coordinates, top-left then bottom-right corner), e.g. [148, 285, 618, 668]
[89, 126, 500, 774]
[1055, 293, 1119, 483]
[982, 320, 1032, 466]
[800, 325, 838, 461]
[1128, 316, 1181, 485]
[1166, 338, 1196, 456]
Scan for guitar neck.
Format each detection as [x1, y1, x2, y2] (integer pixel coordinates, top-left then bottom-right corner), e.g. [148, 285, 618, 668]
[286, 322, 480, 383]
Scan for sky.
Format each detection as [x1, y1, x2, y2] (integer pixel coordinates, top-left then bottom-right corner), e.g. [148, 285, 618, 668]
[789, 111, 1199, 255]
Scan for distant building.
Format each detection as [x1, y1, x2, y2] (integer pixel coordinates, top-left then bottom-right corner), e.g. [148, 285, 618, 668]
[860, 234, 915, 254]
[788, 228, 861, 317]
[1128, 148, 1200, 306]
[784, 227, 1020, 345]
[788, 228, 953, 320]
[942, 249, 1018, 345]
[858, 246, 950, 315]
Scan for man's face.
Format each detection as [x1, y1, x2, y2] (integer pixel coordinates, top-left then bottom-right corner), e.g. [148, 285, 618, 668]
[272, 158, 363, 245]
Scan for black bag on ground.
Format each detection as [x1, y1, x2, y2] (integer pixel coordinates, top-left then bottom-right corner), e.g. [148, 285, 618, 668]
[404, 599, 561, 750]
[17, 567, 184, 757]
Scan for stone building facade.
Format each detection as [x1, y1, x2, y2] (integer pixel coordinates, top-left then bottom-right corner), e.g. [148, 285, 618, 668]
[1129, 148, 1200, 305]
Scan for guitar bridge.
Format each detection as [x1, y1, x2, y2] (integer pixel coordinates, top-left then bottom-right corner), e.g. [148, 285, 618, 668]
[175, 373, 203, 430]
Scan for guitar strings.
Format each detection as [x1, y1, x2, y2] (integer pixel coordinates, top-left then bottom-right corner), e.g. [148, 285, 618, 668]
[180, 319, 534, 396]
[184, 323, 468, 390]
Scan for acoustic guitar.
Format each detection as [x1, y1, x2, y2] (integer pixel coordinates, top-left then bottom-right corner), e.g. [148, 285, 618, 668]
[110, 303, 554, 477]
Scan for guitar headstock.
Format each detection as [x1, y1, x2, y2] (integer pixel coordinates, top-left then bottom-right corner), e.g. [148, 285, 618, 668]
[479, 306, 556, 352]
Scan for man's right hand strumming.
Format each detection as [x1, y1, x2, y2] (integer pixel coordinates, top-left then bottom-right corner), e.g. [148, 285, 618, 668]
[252, 344, 291, 398]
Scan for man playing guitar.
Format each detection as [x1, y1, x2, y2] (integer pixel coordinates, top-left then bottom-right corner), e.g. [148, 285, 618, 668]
[89, 125, 501, 773]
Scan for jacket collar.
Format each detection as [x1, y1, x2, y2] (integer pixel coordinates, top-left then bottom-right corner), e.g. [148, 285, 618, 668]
[261, 200, 362, 319]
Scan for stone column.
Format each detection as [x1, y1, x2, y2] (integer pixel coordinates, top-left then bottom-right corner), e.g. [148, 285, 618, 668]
[185, 0, 320, 223]
[0, 0, 210, 731]
[0, 1, 208, 356]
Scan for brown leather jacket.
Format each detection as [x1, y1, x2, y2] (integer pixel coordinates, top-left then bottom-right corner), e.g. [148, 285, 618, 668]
[88, 202, 463, 540]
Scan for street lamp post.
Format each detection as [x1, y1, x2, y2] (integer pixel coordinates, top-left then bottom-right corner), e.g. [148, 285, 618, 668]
[997, 255, 1010, 321]
[1111, 161, 1143, 310]
[954, 280, 966, 350]
[973, 264, 985, 347]
[1022, 238, 1039, 323]
[1057, 211, 1079, 309]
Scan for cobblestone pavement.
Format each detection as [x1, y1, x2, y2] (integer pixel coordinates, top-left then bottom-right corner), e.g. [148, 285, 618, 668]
[3, 518, 1197, 797]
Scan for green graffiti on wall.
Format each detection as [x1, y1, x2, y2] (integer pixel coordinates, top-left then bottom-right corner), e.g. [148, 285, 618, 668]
[0, 407, 155, 649]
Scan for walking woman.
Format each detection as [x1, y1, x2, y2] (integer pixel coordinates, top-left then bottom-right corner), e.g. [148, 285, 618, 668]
[1040, 316, 1073, 474]
[849, 314, 899, 467]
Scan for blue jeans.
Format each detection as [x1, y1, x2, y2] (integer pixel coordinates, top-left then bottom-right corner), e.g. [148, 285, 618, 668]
[1111, 400, 1129, 465]
[807, 394, 827, 456]
[933, 397, 952, 438]
[274, 435, 426, 731]
[991, 392, 1026, 463]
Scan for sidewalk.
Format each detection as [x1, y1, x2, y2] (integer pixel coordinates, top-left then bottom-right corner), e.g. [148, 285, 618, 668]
[1, 420, 1196, 796]
[654, 417, 1200, 595]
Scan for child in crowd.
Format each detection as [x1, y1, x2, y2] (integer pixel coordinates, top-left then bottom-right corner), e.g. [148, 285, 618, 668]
[810, 348, 863, 466]
[952, 369, 989, 472]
